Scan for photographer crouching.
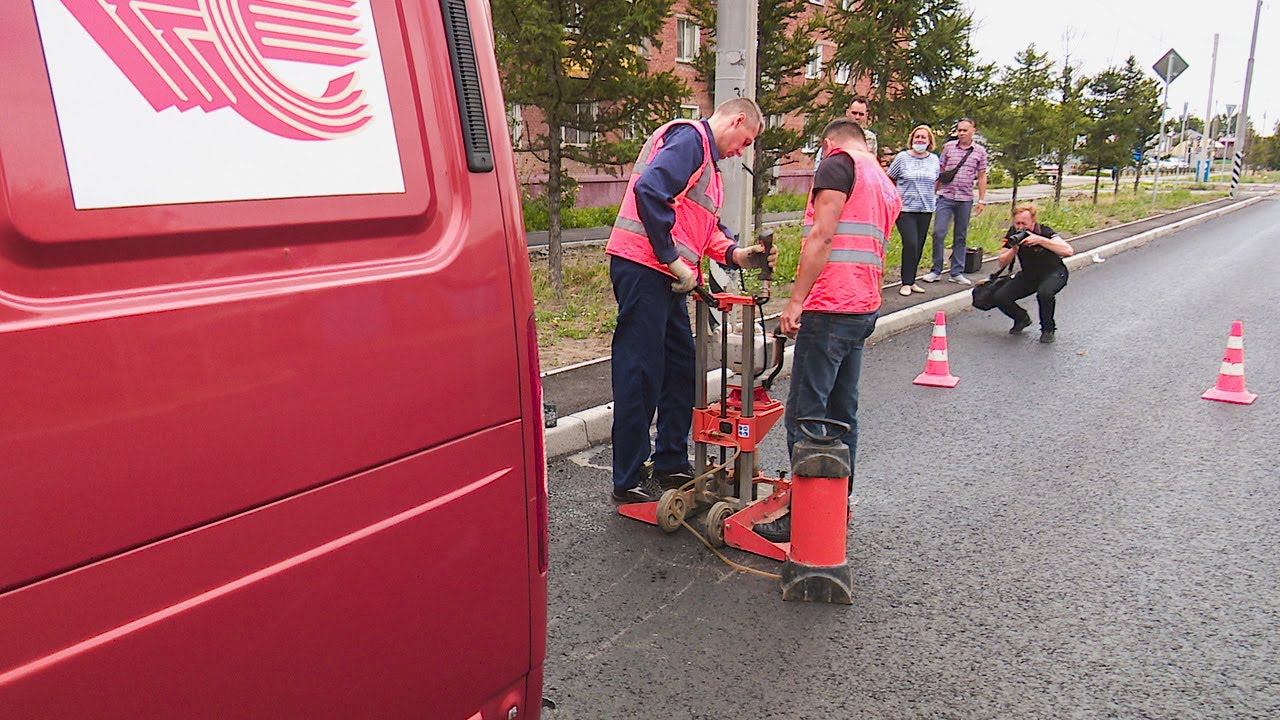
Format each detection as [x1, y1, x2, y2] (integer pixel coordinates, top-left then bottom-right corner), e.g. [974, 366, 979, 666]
[992, 204, 1074, 343]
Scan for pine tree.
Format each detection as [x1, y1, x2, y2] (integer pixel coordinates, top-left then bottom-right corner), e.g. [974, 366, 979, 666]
[984, 45, 1055, 205]
[1114, 56, 1162, 193]
[1047, 58, 1088, 203]
[1081, 66, 1129, 205]
[492, 0, 687, 297]
[826, 0, 977, 146]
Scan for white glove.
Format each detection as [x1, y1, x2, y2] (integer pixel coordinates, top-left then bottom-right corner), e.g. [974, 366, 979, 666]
[668, 259, 697, 294]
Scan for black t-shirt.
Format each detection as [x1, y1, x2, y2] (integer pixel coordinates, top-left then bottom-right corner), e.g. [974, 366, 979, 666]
[1004, 223, 1067, 277]
[812, 153, 856, 197]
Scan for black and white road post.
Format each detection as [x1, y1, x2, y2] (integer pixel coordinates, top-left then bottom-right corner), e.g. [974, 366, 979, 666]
[1229, 0, 1262, 199]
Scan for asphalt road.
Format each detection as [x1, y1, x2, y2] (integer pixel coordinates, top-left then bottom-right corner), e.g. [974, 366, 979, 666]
[540, 197, 1280, 719]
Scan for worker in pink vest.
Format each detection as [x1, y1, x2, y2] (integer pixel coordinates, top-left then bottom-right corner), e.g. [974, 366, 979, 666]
[756, 119, 902, 541]
[605, 98, 776, 504]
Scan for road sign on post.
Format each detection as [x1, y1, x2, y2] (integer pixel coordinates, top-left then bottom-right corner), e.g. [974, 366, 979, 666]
[1152, 49, 1189, 84]
[1150, 48, 1188, 202]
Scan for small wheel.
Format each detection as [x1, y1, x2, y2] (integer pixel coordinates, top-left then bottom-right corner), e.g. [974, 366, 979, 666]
[656, 490, 687, 533]
[704, 501, 735, 547]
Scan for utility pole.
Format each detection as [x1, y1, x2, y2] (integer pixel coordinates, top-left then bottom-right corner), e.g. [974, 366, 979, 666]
[1179, 101, 1189, 166]
[714, 0, 758, 254]
[1230, 0, 1263, 198]
[1201, 34, 1219, 182]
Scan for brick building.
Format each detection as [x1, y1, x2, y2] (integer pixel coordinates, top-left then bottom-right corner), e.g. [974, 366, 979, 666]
[506, 1, 868, 208]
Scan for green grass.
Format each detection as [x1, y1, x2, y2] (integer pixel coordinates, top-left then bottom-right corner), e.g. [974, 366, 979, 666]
[523, 202, 620, 232]
[531, 251, 616, 345]
[761, 192, 807, 214]
[529, 187, 1225, 359]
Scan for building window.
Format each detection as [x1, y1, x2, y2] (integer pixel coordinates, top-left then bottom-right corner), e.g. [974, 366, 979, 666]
[841, 0, 855, 9]
[623, 115, 650, 142]
[808, 0, 824, 5]
[802, 134, 820, 154]
[507, 103, 524, 147]
[563, 103, 598, 146]
[679, 104, 701, 120]
[805, 44, 823, 79]
[767, 114, 784, 129]
[676, 18, 700, 62]
[835, 63, 851, 85]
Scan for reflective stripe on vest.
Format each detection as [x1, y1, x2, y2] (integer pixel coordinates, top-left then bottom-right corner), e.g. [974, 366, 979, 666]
[802, 221, 887, 244]
[828, 249, 883, 267]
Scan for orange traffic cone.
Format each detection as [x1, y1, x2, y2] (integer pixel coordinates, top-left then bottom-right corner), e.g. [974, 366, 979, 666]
[913, 311, 959, 388]
[1202, 321, 1257, 405]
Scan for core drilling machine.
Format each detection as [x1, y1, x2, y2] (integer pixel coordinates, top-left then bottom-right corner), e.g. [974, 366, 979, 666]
[617, 230, 794, 562]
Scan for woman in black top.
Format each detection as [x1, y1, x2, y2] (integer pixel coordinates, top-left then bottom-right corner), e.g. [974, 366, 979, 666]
[991, 204, 1074, 343]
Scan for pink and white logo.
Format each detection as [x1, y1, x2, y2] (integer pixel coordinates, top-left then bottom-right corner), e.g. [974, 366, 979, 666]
[60, 0, 376, 140]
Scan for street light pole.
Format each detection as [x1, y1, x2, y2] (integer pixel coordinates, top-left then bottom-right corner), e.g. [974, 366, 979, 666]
[1230, 0, 1263, 198]
[1202, 34, 1218, 182]
[1151, 55, 1171, 202]
[714, 0, 758, 251]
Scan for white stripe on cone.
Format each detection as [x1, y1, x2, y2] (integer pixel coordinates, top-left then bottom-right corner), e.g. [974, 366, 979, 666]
[928, 350, 948, 362]
[1227, 336, 1244, 350]
[1219, 362, 1245, 377]
[932, 326, 947, 338]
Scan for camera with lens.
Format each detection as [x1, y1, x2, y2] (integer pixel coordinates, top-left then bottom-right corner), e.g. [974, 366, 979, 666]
[1006, 229, 1030, 246]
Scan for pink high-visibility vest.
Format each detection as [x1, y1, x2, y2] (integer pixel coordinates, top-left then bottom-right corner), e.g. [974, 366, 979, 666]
[606, 119, 732, 277]
[800, 148, 902, 313]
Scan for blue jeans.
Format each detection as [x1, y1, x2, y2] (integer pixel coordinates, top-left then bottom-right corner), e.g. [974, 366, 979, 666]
[784, 311, 878, 495]
[931, 196, 973, 277]
[609, 257, 695, 490]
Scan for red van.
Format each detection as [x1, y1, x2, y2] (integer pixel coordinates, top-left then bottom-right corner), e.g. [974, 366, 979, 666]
[0, 0, 546, 717]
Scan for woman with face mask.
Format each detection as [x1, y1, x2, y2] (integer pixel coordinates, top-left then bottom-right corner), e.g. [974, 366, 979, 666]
[886, 125, 941, 296]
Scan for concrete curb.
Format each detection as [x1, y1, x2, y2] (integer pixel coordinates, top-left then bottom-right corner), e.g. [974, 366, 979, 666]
[543, 194, 1269, 459]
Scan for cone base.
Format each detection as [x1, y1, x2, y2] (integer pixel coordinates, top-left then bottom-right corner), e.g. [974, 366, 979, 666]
[914, 372, 959, 388]
[1202, 386, 1257, 405]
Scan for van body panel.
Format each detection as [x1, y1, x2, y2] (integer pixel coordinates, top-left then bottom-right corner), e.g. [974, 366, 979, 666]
[0, 0, 521, 592]
[0, 422, 531, 717]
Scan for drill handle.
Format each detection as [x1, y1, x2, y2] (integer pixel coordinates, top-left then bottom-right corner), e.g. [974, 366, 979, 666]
[757, 228, 775, 282]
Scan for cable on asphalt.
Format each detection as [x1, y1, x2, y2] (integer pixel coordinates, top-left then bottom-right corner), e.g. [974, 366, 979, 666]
[679, 520, 782, 581]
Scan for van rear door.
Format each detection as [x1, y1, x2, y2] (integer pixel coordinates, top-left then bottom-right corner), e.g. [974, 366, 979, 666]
[0, 0, 542, 716]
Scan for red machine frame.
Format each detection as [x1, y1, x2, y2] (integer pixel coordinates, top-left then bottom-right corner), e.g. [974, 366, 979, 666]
[619, 289, 791, 562]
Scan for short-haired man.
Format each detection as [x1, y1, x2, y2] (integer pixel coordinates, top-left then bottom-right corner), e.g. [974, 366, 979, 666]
[605, 98, 777, 504]
[814, 97, 877, 169]
[754, 119, 901, 542]
[922, 117, 987, 286]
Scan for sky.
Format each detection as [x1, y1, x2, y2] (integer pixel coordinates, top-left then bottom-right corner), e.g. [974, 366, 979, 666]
[966, 0, 1275, 136]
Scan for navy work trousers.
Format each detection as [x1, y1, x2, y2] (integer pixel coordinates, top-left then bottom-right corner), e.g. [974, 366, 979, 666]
[609, 256, 695, 490]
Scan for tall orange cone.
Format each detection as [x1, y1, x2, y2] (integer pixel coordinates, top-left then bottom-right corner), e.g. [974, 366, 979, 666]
[913, 311, 959, 388]
[1202, 321, 1257, 405]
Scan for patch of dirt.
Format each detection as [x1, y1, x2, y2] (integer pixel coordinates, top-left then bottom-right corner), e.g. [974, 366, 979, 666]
[541, 336, 612, 371]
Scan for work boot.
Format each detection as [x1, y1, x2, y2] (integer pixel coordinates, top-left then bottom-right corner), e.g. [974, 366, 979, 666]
[1039, 330, 1056, 344]
[611, 477, 663, 504]
[1009, 317, 1031, 334]
[754, 514, 792, 543]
